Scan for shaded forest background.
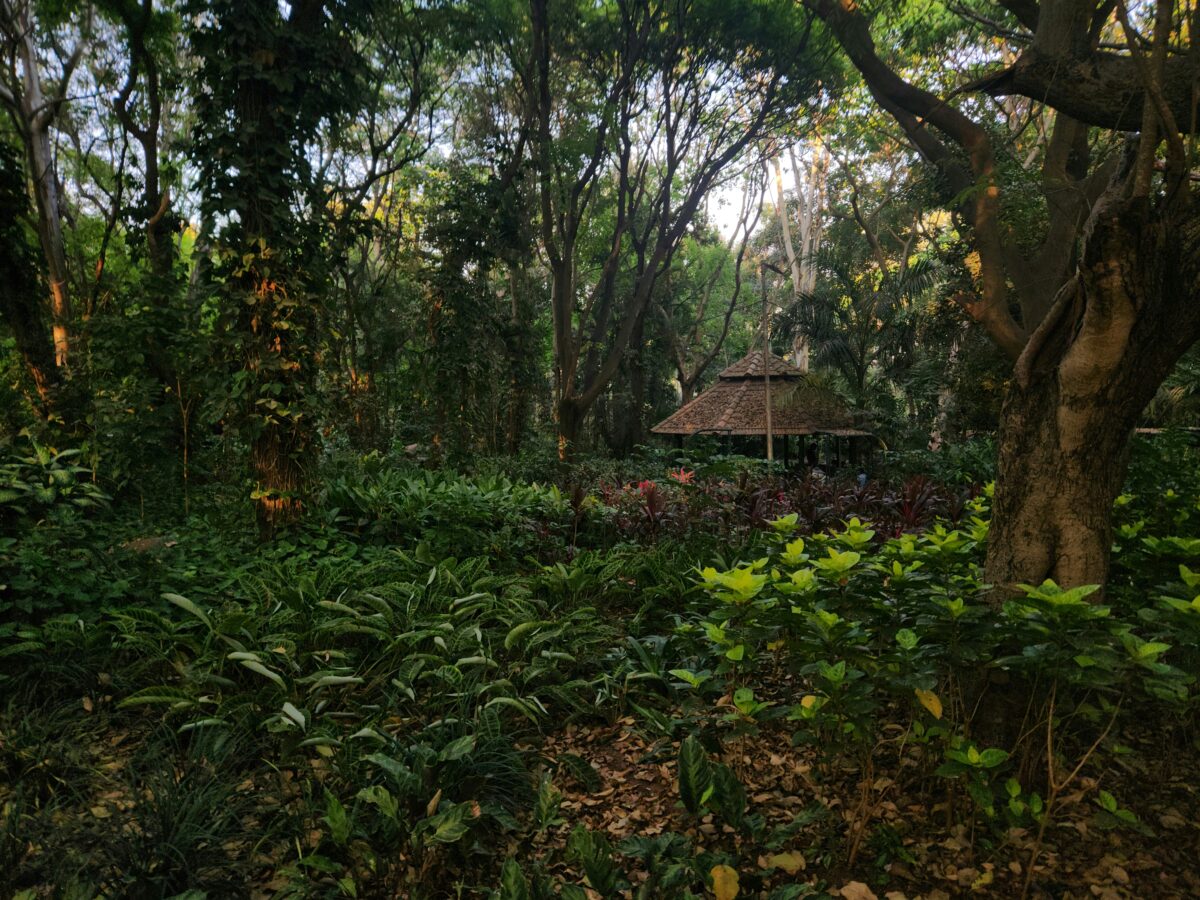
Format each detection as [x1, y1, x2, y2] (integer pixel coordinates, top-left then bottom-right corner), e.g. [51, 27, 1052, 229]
[9, 0, 1180, 514]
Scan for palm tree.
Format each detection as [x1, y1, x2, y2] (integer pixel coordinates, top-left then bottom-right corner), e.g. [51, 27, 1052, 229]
[773, 243, 940, 410]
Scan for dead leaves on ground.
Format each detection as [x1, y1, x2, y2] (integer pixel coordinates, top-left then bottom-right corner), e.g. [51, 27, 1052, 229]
[528, 717, 1200, 899]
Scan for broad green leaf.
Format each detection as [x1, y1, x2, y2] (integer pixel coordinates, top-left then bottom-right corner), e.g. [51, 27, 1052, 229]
[978, 748, 1009, 768]
[677, 735, 713, 815]
[498, 858, 531, 900]
[281, 702, 306, 729]
[238, 659, 285, 689]
[322, 790, 351, 845]
[504, 620, 546, 649]
[357, 785, 399, 820]
[896, 629, 918, 651]
[421, 801, 477, 844]
[439, 734, 477, 761]
[163, 592, 213, 630]
[567, 826, 619, 895]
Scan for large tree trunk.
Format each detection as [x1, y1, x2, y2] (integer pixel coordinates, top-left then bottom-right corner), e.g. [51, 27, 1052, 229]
[0, 279, 59, 413]
[192, 0, 333, 536]
[505, 266, 531, 455]
[985, 191, 1200, 596]
[608, 310, 647, 457]
[6, 10, 80, 371]
[679, 377, 696, 405]
[771, 154, 809, 373]
[985, 379, 1132, 594]
[251, 419, 307, 537]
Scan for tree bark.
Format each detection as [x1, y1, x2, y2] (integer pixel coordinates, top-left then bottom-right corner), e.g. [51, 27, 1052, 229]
[805, 0, 1200, 599]
[0, 5, 87, 371]
[556, 397, 585, 461]
[609, 307, 648, 456]
[0, 269, 59, 413]
[680, 377, 697, 406]
[986, 190, 1200, 595]
[772, 154, 808, 372]
[505, 266, 530, 455]
[0, 141, 58, 415]
[986, 379, 1130, 594]
[28, 122, 71, 369]
[191, 0, 342, 534]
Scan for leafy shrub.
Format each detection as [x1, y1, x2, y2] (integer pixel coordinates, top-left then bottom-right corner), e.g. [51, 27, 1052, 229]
[3, 461, 1199, 896]
[0, 437, 108, 530]
[657, 499, 1196, 851]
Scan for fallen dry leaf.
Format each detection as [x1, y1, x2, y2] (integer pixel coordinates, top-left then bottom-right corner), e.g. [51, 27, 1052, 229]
[838, 881, 879, 900]
[711, 864, 739, 900]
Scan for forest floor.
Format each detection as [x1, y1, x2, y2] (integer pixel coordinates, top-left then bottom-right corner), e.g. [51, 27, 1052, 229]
[22, 698, 1196, 898]
[532, 717, 1200, 899]
[4, 464, 1200, 898]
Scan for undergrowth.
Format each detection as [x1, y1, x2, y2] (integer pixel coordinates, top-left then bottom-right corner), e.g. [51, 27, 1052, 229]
[1, 449, 1198, 897]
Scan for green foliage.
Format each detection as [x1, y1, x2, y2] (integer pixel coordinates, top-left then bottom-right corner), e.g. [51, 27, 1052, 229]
[567, 826, 622, 897]
[660, 488, 1198, 840]
[323, 459, 571, 557]
[0, 437, 108, 527]
[0, 0, 1197, 892]
[3, 462, 1200, 894]
[677, 735, 714, 816]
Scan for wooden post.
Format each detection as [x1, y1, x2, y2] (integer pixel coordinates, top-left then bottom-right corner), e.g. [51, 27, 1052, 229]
[760, 262, 773, 461]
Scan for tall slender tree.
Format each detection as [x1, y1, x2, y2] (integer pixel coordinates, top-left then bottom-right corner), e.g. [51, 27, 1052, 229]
[528, 0, 829, 456]
[0, 0, 91, 373]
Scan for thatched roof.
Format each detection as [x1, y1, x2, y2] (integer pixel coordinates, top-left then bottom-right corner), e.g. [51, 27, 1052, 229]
[718, 349, 807, 379]
[652, 349, 872, 438]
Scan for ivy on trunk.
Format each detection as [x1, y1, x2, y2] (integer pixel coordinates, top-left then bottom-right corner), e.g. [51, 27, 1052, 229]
[188, 0, 367, 534]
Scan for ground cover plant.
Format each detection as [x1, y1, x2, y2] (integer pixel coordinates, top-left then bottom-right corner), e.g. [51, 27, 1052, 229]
[2, 448, 1198, 898]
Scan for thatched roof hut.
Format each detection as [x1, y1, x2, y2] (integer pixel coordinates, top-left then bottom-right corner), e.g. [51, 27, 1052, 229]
[651, 350, 872, 439]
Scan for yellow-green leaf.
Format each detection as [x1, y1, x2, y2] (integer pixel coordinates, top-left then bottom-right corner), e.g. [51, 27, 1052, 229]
[915, 688, 943, 719]
[767, 851, 806, 874]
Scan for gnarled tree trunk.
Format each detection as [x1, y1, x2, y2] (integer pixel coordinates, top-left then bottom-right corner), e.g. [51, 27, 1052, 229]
[987, 377, 1132, 594]
[986, 191, 1200, 594]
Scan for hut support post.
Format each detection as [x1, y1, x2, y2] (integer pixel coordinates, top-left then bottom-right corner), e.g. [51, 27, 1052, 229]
[759, 262, 773, 461]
